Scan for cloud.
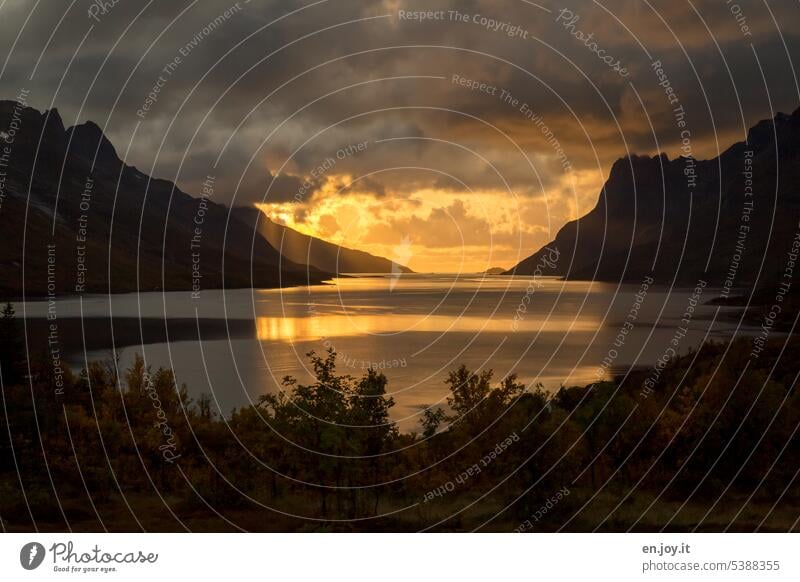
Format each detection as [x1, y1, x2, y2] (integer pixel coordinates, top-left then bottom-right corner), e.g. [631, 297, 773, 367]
[1, 0, 798, 269]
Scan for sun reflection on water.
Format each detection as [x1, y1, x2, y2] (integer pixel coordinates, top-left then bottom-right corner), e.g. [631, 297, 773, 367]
[256, 313, 601, 342]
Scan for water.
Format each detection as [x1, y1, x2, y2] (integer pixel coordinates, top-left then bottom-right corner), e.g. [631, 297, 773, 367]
[19, 274, 758, 430]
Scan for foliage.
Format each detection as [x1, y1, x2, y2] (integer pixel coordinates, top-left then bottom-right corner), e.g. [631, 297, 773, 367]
[1, 304, 798, 531]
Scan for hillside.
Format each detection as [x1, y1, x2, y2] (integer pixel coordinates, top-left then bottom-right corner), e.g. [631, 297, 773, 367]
[0, 102, 328, 297]
[507, 107, 800, 292]
[233, 206, 413, 274]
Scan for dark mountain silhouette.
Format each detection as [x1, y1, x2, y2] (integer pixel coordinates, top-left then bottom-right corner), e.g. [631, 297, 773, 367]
[233, 206, 413, 274]
[507, 106, 800, 291]
[0, 102, 328, 297]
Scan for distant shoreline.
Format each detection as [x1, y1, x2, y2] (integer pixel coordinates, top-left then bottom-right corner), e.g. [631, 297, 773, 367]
[22, 316, 257, 358]
[0, 278, 335, 303]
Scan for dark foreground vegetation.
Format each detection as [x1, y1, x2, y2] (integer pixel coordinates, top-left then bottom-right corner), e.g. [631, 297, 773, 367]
[1, 304, 798, 532]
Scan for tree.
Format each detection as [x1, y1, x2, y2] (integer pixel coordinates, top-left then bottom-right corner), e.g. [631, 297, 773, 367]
[447, 366, 491, 415]
[351, 368, 396, 451]
[278, 350, 354, 516]
[420, 406, 445, 438]
[351, 368, 396, 514]
[197, 393, 214, 421]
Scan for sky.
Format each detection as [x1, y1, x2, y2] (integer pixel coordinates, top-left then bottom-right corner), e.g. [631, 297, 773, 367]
[1, 0, 799, 272]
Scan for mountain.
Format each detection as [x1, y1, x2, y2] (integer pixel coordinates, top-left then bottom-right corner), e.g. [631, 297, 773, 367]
[507, 106, 800, 291]
[483, 267, 506, 275]
[0, 101, 328, 297]
[232, 206, 413, 274]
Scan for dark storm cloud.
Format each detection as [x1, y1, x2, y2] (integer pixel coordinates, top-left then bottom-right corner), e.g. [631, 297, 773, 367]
[0, 0, 798, 204]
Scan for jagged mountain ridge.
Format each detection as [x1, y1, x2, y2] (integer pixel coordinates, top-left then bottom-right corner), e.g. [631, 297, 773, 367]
[507, 106, 800, 289]
[0, 101, 328, 297]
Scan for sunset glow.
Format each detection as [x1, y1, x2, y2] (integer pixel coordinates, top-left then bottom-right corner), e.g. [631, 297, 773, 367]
[255, 168, 604, 272]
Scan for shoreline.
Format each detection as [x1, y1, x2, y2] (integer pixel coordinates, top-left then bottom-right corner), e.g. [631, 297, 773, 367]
[22, 316, 258, 357]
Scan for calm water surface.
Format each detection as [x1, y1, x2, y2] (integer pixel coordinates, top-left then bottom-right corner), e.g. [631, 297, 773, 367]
[20, 275, 757, 430]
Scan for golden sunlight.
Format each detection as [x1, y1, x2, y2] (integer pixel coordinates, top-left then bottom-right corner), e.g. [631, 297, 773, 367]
[254, 169, 603, 273]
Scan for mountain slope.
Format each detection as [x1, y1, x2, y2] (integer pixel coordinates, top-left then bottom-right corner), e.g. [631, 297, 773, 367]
[507, 106, 800, 290]
[0, 102, 328, 297]
[233, 206, 413, 274]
